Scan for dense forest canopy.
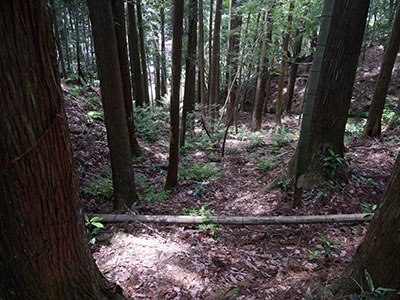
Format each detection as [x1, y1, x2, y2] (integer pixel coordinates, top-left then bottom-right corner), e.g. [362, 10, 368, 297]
[1, 0, 400, 299]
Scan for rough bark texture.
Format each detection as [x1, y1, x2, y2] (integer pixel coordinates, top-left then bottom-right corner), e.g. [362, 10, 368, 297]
[88, 0, 136, 209]
[209, 0, 223, 118]
[251, 11, 270, 131]
[291, 0, 370, 207]
[127, 2, 145, 107]
[362, 1, 400, 137]
[165, 0, 184, 189]
[136, 0, 150, 105]
[331, 154, 400, 298]
[226, 0, 242, 125]
[160, 6, 167, 97]
[50, 0, 67, 78]
[111, 0, 142, 157]
[0, 1, 123, 299]
[180, 0, 197, 147]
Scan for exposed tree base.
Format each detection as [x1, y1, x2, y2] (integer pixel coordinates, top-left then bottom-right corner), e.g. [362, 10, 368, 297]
[88, 213, 368, 225]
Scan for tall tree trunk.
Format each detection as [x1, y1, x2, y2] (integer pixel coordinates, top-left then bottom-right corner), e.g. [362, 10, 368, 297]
[165, 0, 184, 189]
[199, 0, 207, 116]
[276, 1, 294, 127]
[74, 0, 85, 82]
[331, 153, 400, 297]
[136, 0, 150, 105]
[292, 0, 370, 207]
[111, 0, 142, 158]
[251, 10, 270, 131]
[208, 0, 214, 92]
[362, 1, 400, 138]
[88, 0, 137, 209]
[63, 7, 71, 73]
[0, 1, 123, 298]
[50, 0, 67, 78]
[127, 2, 145, 107]
[160, 6, 167, 97]
[180, 0, 198, 147]
[284, 25, 303, 114]
[226, 0, 242, 125]
[263, 57, 274, 116]
[154, 39, 162, 105]
[208, 0, 222, 118]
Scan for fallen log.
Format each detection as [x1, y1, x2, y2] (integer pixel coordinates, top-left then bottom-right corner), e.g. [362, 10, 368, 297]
[87, 213, 369, 225]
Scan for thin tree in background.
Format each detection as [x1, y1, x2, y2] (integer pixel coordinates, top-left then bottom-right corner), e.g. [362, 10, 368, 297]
[50, 0, 67, 78]
[199, 0, 207, 116]
[292, 0, 370, 207]
[111, 0, 142, 157]
[154, 39, 162, 105]
[0, 1, 124, 298]
[276, 1, 294, 127]
[209, 0, 223, 118]
[180, 0, 198, 147]
[362, 1, 400, 138]
[88, 0, 137, 209]
[165, 0, 184, 189]
[251, 10, 270, 131]
[226, 0, 242, 125]
[137, 0, 150, 105]
[128, 1, 145, 107]
[160, 6, 168, 97]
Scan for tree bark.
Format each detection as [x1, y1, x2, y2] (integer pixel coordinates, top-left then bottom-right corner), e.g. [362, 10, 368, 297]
[0, 1, 123, 298]
[251, 11, 270, 131]
[226, 0, 242, 125]
[276, 1, 294, 127]
[180, 0, 198, 147]
[331, 154, 400, 298]
[154, 39, 162, 105]
[199, 0, 207, 116]
[362, 1, 400, 138]
[63, 7, 71, 73]
[136, 0, 150, 105]
[208, 0, 223, 118]
[50, 0, 67, 78]
[111, 0, 142, 158]
[160, 6, 167, 97]
[165, 0, 184, 189]
[127, 2, 145, 107]
[292, 0, 370, 207]
[88, 0, 137, 209]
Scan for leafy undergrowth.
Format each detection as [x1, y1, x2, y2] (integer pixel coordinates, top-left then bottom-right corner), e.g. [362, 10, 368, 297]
[65, 47, 400, 299]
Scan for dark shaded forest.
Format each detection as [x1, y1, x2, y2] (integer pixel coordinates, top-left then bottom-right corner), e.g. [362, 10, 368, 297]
[1, 0, 400, 299]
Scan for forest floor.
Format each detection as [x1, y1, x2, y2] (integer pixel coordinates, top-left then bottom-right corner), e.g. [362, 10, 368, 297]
[64, 46, 400, 299]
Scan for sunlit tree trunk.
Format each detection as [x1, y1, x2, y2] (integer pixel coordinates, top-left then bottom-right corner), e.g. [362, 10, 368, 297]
[128, 2, 145, 107]
[0, 1, 123, 298]
[111, 0, 142, 157]
[362, 1, 400, 138]
[88, 0, 137, 209]
[165, 0, 184, 189]
[292, 0, 370, 207]
[136, 0, 150, 105]
[331, 153, 400, 297]
[209, 0, 222, 118]
[180, 0, 198, 147]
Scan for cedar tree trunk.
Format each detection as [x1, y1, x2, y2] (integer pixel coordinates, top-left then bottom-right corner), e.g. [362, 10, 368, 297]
[0, 1, 123, 299]
[136, 0, 150, 105]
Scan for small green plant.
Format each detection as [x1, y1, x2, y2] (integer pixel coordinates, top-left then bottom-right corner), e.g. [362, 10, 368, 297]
[276, 252, 283, 259]
[84, 215, 104, 244]
[85, 111, 104, 124]
[193, 183, 208, 200]
[308, 249, 321, 260]
[83, 172, 113, 200]
[180, 159, 222, 182]
[135, 174, 170, 205]
[306, 188, 326, 200]
[323, 149, 345, 177]
[254, 157, 278, 173]
[316, 236, 343, 260]
[269, 128, 297, 147]
[352, 175, 378, 186]
[361, 203, 377, 221]
[134, 105, 169, 143]
[184, 204, 219, 238]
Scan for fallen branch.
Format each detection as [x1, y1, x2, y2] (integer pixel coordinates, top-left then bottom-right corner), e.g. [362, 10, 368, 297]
[87, 213, 368, 225]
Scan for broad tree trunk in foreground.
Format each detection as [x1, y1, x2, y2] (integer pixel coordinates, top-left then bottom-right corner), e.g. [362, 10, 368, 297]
[331, 153, 400, 297]
[165, 0, 184, 189]
[88, 0, 136, 209]
[209, 0, 223, 118]
[292, 0, 370, 207]
[0, 1, 122, 299]
[362, 1, 400, 138]
[180, 0, 198, 147]
[128, 2, 145, 107]
[111, 0, 142, 157]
